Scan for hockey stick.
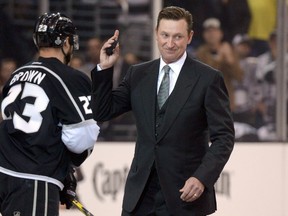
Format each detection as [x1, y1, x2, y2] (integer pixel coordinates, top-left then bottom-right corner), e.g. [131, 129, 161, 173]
[71, 199, 95, 216]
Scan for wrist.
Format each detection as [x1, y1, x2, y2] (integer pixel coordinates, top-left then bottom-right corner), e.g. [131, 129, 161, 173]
[98, 63, 112, 71]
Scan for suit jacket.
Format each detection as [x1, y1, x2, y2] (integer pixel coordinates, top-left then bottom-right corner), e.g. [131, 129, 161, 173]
[91, 56, 235, 215]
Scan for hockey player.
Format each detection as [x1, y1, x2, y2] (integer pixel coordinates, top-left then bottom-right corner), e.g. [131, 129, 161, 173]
[0, 12, 99, 215]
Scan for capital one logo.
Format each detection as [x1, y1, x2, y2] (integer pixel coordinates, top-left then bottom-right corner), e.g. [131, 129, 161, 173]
[92, 162, 129, 201]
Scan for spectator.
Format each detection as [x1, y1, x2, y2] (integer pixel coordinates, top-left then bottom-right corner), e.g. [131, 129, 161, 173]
[247, 0, 277, 56]
[118, 0, 152, 61]
[80, 36, 103, 78]
[0, 58, 17, 122]
[0, 8, 35, 65]
[232, 34, 253, 59]
[232, 34, 261, 141]
[254, 31, 279, 141]
[99, 0, 122, 41]
[217, 0, 251, 43]
[114, 52, 140, 88]
[0, 58, 17, 93]
[70, 53, 85, 70]
[196, 18, 244, 111]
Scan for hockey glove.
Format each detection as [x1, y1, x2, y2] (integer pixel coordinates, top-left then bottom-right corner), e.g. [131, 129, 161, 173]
[60, 167, 77, 209]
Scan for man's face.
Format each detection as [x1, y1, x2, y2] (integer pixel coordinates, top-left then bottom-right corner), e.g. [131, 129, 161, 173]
[156, 19, 193, 64]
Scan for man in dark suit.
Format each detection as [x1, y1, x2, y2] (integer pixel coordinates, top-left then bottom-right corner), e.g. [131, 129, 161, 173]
[91, 6, 234, 216]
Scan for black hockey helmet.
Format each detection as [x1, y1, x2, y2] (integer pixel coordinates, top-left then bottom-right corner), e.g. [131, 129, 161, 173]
[33, 12, 79, 50]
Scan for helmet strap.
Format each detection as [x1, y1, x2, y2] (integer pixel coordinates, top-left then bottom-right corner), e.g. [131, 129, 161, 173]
[61, 46, 72, 65]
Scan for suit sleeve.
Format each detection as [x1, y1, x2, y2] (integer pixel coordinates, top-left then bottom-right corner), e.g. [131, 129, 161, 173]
[193, 71, 235, 188]
[91, 66, 132, 121]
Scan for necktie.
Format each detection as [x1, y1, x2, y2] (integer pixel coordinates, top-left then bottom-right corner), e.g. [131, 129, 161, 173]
[158, 65, 170, 109]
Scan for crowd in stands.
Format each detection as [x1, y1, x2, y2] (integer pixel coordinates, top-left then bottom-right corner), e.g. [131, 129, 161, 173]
[0, 0, 281, 142]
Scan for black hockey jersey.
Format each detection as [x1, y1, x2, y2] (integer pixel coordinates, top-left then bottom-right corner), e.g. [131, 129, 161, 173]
[0, 57, 99, 189]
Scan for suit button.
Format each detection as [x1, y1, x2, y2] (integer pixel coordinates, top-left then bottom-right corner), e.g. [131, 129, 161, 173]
[155, 133, 158, 137]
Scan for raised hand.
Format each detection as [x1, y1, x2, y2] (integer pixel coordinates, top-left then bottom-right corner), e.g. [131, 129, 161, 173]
[99, 30, 120, 70]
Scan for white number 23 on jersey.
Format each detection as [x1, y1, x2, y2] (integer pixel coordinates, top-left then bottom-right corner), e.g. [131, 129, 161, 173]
[1, 83, 49, 133]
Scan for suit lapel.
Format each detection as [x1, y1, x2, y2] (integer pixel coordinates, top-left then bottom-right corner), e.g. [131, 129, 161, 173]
[157, 58, 200, 142]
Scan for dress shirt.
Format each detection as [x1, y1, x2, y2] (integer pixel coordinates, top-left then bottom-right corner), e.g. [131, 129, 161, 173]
[157, 52, 187, 95]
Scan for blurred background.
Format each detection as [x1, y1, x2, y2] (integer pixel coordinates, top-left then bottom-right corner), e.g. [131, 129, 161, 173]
[2, 0, 286, 143]
[1, 1, 288, 216]
[1, 0, 288, 143]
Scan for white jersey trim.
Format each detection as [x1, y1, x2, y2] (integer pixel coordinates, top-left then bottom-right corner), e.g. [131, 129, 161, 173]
[62, 119, 99, 153]
[13, 64, 85, 121]
[0, 166, 64, 189]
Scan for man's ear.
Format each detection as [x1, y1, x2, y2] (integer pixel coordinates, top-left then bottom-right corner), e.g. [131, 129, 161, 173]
[188, 30, 194, 44]
[63, 37, 71, 48]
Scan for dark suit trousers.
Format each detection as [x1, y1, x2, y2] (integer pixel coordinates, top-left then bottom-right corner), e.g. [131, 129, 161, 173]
[121, 167, 208, 216]
[122, 167, 172, 216]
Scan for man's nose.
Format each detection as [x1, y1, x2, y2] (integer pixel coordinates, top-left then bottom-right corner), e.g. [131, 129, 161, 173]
[166, 37, 174, 47]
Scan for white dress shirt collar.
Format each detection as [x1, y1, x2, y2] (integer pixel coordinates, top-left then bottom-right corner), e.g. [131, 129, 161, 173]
[158, 52, 187, 94]
[159, 51, 187, 76]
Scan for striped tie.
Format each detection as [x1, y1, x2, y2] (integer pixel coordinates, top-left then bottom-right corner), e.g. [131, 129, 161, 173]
[158, 65, 170, 109]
